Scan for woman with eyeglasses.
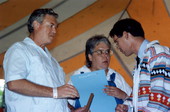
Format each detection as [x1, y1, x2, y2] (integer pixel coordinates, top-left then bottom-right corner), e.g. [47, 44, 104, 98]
[68, 35, 132, 111]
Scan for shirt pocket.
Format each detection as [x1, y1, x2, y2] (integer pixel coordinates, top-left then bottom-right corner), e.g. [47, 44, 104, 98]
[31, 56, 45, 73]
[28, 56, 48, 83]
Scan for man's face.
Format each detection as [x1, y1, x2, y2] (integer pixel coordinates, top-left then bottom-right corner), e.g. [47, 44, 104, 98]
[34, 14, 58, 47]
[112, 33, 133, 57]
[88, 42, 111, 71]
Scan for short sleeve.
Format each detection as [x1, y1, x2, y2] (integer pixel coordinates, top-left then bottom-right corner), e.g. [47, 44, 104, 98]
[3, 45, 28, 83]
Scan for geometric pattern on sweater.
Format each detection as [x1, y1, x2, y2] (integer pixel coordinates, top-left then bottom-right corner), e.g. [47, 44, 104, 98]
[140, 56, 170, 111]
[151, 63, 170, 81]
[139, 52, 170, 111]
[133, 44, 170, 111]
[138, 86, 170, 110]
[130, 41, 170, 111]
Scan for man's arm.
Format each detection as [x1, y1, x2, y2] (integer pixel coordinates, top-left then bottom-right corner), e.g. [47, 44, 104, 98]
[7, 79, 79, 98]
[7, 79, 53, 97]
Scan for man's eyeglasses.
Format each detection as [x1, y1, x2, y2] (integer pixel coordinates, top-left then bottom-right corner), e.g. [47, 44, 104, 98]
[114, 37, 120, 44]
[92, 49, 112, 56]
[113, 37, 120, 48]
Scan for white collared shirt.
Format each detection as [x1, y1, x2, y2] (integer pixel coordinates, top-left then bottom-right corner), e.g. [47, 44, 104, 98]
[3, 37, 70, 112]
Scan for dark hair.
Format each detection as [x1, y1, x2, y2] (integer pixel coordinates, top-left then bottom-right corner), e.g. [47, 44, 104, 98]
[109, 18, 144, 38]
[27, 8, 58, 33]
[85, 35, 111, 67]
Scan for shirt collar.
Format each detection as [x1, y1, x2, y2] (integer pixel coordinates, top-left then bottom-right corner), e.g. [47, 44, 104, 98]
[138, 39, 149, 59]
[24, 37, 37, 46]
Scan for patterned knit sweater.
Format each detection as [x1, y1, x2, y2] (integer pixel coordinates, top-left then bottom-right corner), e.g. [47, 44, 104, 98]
[131, 40, 170, 112]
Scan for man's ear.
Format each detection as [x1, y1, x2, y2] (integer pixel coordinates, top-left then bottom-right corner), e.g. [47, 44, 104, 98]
[123, 31, 131, 40]
[32, 21, 40, 30]
[88, 54, 92, 61]
[123, 31, 128, 38]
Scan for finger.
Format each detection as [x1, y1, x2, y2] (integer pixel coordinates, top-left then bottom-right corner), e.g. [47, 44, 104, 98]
[65, 85, 79, 98]
[67, 94, 78, 98]
[104, 88, 116, 92]
[115, 105, 124, 112]
[58, 85, 79, 98]
[70, 88, 79, 97]
[105, 85, 115, 88]
[66, 90, 79, 98]
[104, 88, 117, 94]
[66, 84, 76, 89]
[104, 86, 117, 92]
[105, 85, 110, 87]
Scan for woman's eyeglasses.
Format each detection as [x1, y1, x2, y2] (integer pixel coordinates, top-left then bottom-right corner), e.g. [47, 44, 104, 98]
[92, 49, 113, 56]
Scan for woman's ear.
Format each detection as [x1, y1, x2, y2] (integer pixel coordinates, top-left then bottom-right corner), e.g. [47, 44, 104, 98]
[88, 54, 92, 61]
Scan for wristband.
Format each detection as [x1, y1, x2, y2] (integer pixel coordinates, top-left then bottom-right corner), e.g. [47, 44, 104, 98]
[53, 88, 58, 98]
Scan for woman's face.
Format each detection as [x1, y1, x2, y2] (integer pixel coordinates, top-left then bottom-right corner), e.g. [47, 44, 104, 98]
[88, 42, 111, 71]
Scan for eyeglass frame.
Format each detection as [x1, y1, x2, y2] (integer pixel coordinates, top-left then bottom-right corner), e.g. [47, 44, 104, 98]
[111, 36, 121, 48]
[92, 49, 113, 56]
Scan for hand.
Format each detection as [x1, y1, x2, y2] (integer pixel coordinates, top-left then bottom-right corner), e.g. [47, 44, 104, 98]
[57, 84, 79, 98]
[104, 85, 127, 99]
[115, 104, 128, 112]
[72, 106, 90, 112]
[73, 106, 86, 112]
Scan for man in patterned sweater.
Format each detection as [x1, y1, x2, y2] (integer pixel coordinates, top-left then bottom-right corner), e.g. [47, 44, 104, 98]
[109, 18, 170, 112]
